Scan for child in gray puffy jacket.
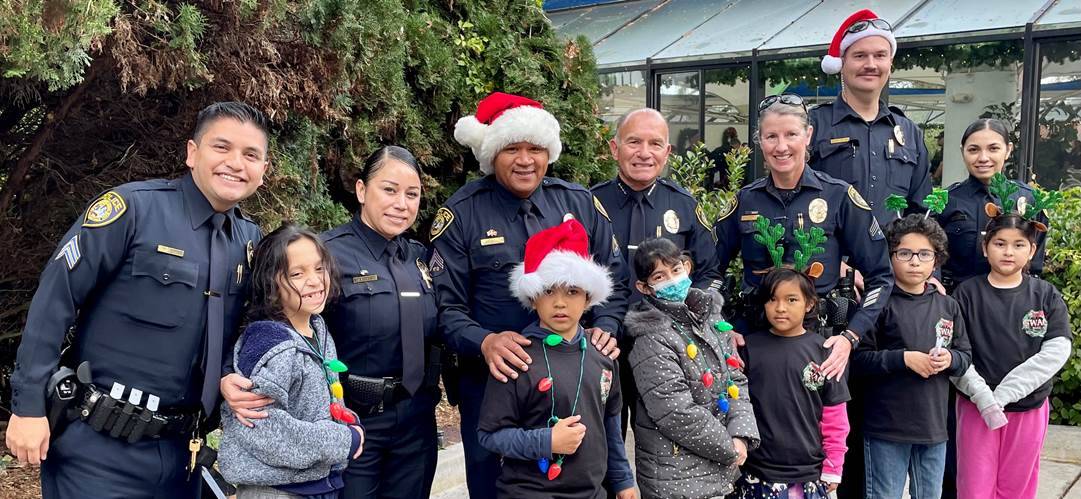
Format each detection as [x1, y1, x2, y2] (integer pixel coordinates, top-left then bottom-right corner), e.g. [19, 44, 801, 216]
[219, 225, 364, 499]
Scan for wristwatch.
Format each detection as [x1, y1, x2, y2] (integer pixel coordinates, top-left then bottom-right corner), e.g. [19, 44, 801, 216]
[841, 330, 860, 348]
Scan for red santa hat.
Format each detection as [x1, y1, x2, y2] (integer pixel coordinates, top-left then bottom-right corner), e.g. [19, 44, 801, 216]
[510, 219, 613, 309]
[453, 92, 562, 175]
[821, 9, 897, 75]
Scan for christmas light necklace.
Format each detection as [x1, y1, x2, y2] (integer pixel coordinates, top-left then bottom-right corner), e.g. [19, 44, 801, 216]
[300, 329, 355, 425]
[535, 332, 586, 481]
[671, 320, 740, 413]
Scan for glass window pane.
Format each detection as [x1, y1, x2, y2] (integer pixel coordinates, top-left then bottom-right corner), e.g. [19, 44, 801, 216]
[593, 1, 730, 66]
[893, 0, 1046, 38]
[658, 71, 702, 155]
[1036, 2, 1081, 29]
[889, 41, 1023, 187]
[761, 0, 920, 52]
[599, 71, 648, 125]
[554, 0, 662, 44]
[654, 0, 808, 60]
[702, 67, 751, 190]
[1035, 39, 1081, 190]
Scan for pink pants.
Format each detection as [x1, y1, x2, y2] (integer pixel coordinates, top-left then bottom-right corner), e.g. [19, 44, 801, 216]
[956, 397, 1049, 499]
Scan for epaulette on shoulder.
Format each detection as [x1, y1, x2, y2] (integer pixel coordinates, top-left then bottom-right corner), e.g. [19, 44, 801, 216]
[888, 105, 908, 118]
[237, 321, 293, 377]
[542, 176, 589, 192]
[809, 101, 833, 112]
[590, 178, 615, 191]
[321, 223, 353, 242]
[946, 180, 963, 191]
[444, 177, 492, 207]
[657, 178, 694, 198]
[813, 169, 849, 187]
[747, 176, 769, 189]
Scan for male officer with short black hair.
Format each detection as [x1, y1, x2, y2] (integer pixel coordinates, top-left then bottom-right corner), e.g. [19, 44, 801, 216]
[7, 102, 267, 498]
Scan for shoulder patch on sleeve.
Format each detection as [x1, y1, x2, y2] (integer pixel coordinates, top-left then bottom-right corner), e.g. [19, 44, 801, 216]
[695, 205, 711, 229]
[847, 186, 871, 211]
[593, 195, 611, 222]
[83, 191, 128, 228]
[717, 198, 738, 221]
[430, 207, 455, 241]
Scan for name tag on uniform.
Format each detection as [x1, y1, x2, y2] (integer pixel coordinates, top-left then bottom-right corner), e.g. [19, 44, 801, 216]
[740, 213, 760, 222]
[480, 237, 505, 246]
[156, 245, 185, 257]
[400, 291, 421, 298]
[353, 275, 378, 283]
[830, 137, 850, 144]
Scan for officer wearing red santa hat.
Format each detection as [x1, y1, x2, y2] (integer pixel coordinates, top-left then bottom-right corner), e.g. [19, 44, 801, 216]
[429, 91, 629, 498]
[809, 9, 932, 231]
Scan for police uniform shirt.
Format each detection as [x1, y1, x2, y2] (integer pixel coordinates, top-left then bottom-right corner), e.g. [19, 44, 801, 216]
[591, 177, 722, 295]
[935, 175, 1048, 286]
[321, 215, 438, 378]
[11, 173, 261, 417]
[809, 98, 932, 226]
[852, 286, 971, 444]
[429, 175, 630, 359]
[741, 330, 850, 484]
[714, 168, 894, 337]
[953, 275, 1072, 412]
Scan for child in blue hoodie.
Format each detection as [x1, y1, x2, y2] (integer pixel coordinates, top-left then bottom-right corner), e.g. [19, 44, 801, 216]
[219, 225, 363, 499]
[477, 219, 635, 499]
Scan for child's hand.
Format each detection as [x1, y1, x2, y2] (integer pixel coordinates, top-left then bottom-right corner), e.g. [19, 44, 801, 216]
[615, 488, 637, 499]
[350, 425, 365, 459]
[551, 415, 587, 455]
[827, 481, 840, 493]
[904, 351, 935, 378]
[732, 437, 748, 466]
[930, 348, 952, 373]
[980, 404, 1008, 430]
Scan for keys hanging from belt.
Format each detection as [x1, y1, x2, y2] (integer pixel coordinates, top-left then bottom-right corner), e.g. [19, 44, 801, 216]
[189, 437, 203, 475]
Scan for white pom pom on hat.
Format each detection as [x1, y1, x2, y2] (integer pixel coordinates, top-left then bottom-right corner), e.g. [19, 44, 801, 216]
[821, 9, 897, 75]
[453, 92, 562, 175]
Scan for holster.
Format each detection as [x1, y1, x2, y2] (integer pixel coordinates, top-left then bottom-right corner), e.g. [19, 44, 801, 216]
[44, 366, 82, 436]
[440, 347, 462, 407]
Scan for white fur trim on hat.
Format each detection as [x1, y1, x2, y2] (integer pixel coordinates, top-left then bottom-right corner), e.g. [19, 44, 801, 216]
[839, 27, 896, 58]
[509, 250, 612, 309]
[455, 105, 562, 175]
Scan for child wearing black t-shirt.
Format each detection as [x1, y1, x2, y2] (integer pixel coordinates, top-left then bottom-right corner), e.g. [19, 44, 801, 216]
[476, 220, 635, 499]
[735, 268, 850, 499]
[852, 215, 972, 499]
[951, 211, 1072, 499]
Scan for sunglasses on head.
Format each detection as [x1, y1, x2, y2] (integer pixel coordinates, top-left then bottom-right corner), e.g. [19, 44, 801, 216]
[846, 18, 892, 34]
[758, 93, 807, 113]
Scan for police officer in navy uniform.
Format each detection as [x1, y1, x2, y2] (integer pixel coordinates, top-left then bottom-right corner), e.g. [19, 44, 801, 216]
[320, 146, 441, 499]
[592, 108, 722, 450]
[431, 92, 626, 498]
[715, 94, 893, 385]
[6, 102, 268, 498]
[810, 9, 932, 230]
[936, 118, 1047, 292]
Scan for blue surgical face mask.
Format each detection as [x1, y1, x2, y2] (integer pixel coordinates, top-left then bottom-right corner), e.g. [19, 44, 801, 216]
[652, 274, 692, 302]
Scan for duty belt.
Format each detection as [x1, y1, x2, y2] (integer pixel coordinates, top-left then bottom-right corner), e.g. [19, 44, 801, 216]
[77, 383, 199, 443]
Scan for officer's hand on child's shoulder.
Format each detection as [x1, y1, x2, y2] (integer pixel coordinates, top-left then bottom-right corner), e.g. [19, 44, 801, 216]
[481, 331, 533, 383]
[5, 414, 50, 465]
[550, 415, 586, 455]
[220, 373, 272, 427]
[586, 327, 619, 360]
[904, 351, 935, 378]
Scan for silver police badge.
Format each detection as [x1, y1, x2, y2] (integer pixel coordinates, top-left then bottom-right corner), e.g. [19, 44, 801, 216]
[663, 210, 680, 234]
[809, 198, 828, 224]
[893, 125, 905, 146]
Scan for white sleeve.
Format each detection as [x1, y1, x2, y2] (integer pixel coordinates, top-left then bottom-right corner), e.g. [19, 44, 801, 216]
[951, 365, 997, 412]
[993, 337, 1071, 407]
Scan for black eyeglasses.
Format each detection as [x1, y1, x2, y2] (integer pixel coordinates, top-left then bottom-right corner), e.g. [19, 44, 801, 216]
[892, 249, 936, 262]
[758, 93, 806, 113]
[846, 18, 893, 35]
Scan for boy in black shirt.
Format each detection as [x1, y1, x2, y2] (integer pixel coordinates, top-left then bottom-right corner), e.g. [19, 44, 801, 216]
[853, 214, 971, 499]
[477, 220, 635, 499]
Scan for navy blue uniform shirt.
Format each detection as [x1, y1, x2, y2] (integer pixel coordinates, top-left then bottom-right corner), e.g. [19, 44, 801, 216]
[934, 175, 1047, 287]
[714, 168, 893, 337]
[321, 215, 439, 378]
[809, 98, 932, 226]
[429, 175, 630, 359]
[11, 173, 261, 416]
[591, 177, 722, 298]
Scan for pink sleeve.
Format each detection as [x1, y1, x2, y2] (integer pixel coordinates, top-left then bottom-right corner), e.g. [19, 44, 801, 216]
[819, 403, 850, 483]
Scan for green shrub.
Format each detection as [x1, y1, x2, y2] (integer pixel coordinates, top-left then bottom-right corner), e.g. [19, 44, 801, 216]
[1046, 187, 1081, 426]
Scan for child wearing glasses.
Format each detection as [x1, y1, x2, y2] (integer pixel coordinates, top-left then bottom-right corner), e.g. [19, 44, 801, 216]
[851, 214, 971, 499]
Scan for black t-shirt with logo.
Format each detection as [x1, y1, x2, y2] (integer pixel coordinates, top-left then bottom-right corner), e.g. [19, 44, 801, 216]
[953, 275, 1072, 411]
[853, 287, 972, 443]
[479, 324, 621, 499]
[741, 330, 850, 483]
